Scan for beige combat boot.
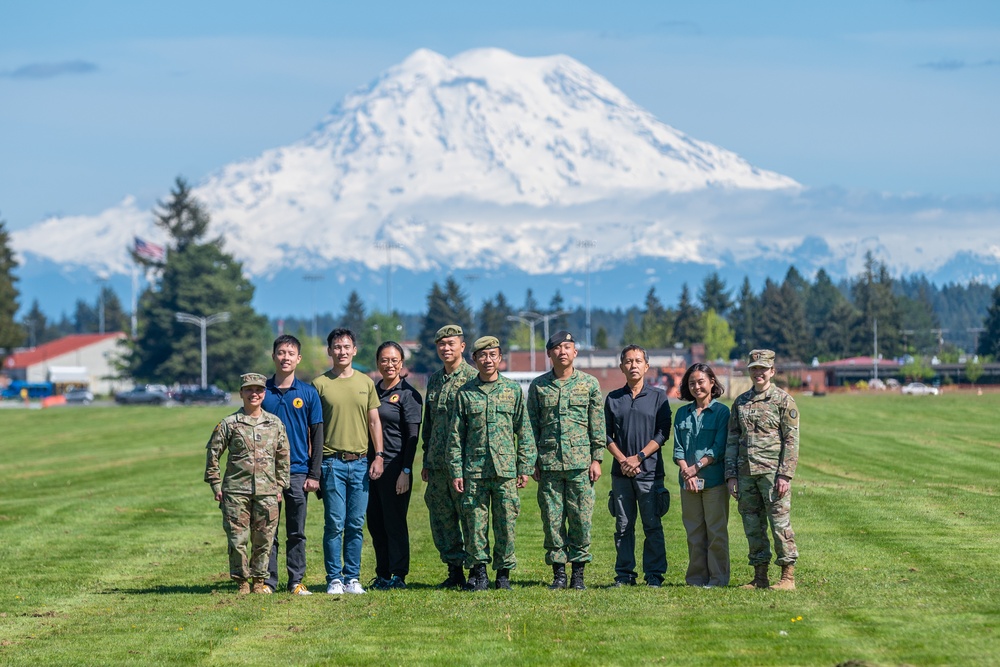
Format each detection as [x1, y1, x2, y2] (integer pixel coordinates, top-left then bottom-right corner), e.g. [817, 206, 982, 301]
[770, 565, 796, 591]
[235, 578, 251, 595]
[740, 564, 770, 589]
[251, 578, 272, 594]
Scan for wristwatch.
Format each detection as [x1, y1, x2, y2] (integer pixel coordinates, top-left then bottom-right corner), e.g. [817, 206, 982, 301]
[636, 451, 646, 463]
[375, 451, 386, 459]
[695, 461, 703, 471]
[402, 467, 412, 475]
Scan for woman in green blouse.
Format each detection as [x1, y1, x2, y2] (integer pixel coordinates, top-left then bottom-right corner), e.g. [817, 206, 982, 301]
[673, 363, 731, 587]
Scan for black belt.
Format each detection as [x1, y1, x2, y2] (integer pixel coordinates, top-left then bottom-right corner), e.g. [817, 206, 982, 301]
[323, 451, 366, 462]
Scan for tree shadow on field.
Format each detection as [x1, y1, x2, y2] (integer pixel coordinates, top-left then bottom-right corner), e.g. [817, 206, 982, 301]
[100, 583, 229, 595]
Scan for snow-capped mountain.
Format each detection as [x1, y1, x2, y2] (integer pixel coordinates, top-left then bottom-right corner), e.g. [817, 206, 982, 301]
[11, 48, 999, 316]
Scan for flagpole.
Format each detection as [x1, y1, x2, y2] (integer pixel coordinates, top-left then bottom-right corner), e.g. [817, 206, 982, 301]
[131, 262, 138, 338]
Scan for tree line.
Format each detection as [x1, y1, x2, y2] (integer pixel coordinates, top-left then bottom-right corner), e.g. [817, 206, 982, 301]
[3, 186, 1000, 386]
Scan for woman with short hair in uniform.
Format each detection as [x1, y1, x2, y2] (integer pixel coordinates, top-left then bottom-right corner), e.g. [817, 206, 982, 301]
[367, 341, 423, 590]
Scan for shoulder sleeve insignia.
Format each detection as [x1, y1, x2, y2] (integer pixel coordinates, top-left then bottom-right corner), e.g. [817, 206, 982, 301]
[789, 409, 798, 420]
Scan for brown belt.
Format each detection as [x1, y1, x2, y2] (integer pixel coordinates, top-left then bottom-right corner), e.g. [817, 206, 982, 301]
[324, 451, 366, 462]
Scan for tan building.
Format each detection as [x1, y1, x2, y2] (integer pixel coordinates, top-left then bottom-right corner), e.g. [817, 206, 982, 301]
[2, 333, 129, 396]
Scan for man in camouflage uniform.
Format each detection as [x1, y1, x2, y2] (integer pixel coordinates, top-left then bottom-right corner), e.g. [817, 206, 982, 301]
[527, 331, 605, 590]
[205, 373, 291, 594]
[448, 336, 536, 591]
[421, 324, 478, 588]
[726, 349, 800, 591]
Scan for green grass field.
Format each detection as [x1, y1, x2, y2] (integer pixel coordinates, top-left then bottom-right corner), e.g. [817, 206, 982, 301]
[1, 393, 998, 666]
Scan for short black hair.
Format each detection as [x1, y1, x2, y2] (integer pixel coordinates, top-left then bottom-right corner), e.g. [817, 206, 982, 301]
[619, 344, 648, 364]
[272, 334, 301, 355]
[679, 363, 725, 402]
[327, 328, 357, 347]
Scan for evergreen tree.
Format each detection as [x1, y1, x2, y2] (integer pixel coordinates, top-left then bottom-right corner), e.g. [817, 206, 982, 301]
[129, 180, 270, 388]
[806, 269, 846, 359]
[548, 290, 568, 332]
[0, 216, 21, 354]
[21, 299, 47, 348]
[729, 277, 758, 359]
[778, 269, 811, 361]
[99, 285, 129, 333]
[897, 290, 939, 354]
[522, 288, 540, 314]
[73, 299, 98, 333]
[673, 284, 704, 346]
[851, 252, 902, 357]
[637, 287, 674, 348]
[595, 326, 609, 350]
[698, 272, 733, 317]
[819, 300, 865, 359]
[622, 312, 641, 348]
[360, 311, 404, 365]
[978, 285, 1000, 359]
[411, 278, 473, 372]
[340, 291, 367, 335]
[479, 291, 514, 350]
[756, 279, 806, 361]
[701, 310, 736, 361]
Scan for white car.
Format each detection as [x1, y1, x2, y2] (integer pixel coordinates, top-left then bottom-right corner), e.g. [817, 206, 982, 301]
[901, 382, 939, 396]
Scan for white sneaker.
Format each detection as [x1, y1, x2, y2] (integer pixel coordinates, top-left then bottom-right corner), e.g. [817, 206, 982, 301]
[344, 579, 366, 594]
[326, 579, 345, 595]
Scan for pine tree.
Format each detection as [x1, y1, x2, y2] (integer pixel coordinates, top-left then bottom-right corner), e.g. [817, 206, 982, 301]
[978, 285, 1000, 359]
[128, 180, 270, 388]
[411, 278, 473, 372]
[595, 326, 609, 350]
[638, 287, 674, 348]
[99, 286, 129, 333]
[698, 272, 733, 317]
[806, 269, 846, 359]
[622, 312, 641, 349]
[756, 279, 804, 360]
[21, 299, 47, 348]
[673, 284, 704, 346]
[778, 269, 811, 361]
[851, 252, 903, 357]
[729, 277, 758, 359]
[0, 216, 21, 354]
[479, 291, 514, 350]
[548, 290, 568, 332]
[340, 291, 367, 335]
[73, 299, 98, 333]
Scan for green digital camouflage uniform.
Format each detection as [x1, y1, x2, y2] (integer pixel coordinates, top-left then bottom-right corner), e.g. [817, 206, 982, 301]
[447, 375, 536, 570]
[205, 409, 290, 580]
[422, 362, 478, 566]
[725, 385, 800, 566]
[527, 370, 605, 565]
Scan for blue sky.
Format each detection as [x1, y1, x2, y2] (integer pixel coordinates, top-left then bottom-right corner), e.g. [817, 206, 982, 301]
[1, 0, 998, 230]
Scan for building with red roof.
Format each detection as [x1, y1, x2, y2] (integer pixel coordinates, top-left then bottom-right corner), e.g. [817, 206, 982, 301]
[3, 333, 129, 395]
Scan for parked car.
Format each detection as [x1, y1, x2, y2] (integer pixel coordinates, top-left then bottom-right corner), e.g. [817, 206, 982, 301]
[901, 382, 939, 396]
[177, 385, 230, 405]
[115, 385, 169, 405]
[63, 387, 95, 404]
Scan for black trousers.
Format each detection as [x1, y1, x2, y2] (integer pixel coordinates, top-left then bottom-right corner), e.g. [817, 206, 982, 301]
[266, 473, 309, 591]
[367, 458, 412, 579]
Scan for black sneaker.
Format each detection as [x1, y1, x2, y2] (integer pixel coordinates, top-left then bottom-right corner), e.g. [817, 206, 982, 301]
[386, 575, 407, 590]
[613, 577, 637, 587]
[368, 576, 391, 591]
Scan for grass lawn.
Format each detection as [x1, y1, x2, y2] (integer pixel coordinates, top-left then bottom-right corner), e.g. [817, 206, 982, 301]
[0, 393, 997, 666]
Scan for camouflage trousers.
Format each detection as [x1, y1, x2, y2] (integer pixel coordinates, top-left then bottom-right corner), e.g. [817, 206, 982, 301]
[460, 476, 520, 570]
[221, 493, 280, 579]
[424, 469, 466, 566]
[736, 474, 798, 566]
[537, 469, 594, 564]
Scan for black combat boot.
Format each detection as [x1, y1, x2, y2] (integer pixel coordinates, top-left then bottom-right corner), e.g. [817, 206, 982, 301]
[495, 568, 512, 590]
[570, 562, 586, 590]
[548, 563, 567, 590]
[463, 564, 489, 592]
[438, 563, 466, 589]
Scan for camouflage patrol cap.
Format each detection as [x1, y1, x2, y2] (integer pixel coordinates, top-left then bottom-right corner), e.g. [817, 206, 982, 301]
[472, 336, 501, 355]
[435, 324, 464, 342]
[546, 330, 576, 351]
[240, 372, 268, 388]
[747, 349, 776, 369]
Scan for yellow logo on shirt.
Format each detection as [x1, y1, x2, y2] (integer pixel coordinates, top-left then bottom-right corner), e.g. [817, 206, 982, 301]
[293, 397, 304, 409]
[389, 394, 400, 403]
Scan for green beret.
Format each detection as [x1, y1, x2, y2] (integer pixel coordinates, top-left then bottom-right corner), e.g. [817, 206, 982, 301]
[240, 372, 268, 388]
[747, 349, 775, 369]
[473, 336, 500, 354]
[434, 324, 464, 342]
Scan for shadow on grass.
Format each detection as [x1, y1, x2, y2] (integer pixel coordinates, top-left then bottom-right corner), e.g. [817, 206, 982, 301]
[100, 583, 229, 595]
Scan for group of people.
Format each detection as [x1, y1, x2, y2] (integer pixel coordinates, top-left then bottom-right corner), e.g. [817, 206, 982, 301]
[204, 325, 800, 595]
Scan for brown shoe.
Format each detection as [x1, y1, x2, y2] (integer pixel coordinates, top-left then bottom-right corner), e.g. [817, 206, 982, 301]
[769, 565, 796, 591]
[251, 578, 273, 594]
[235, 578, 251, 595]
[740, 564, 770, 589]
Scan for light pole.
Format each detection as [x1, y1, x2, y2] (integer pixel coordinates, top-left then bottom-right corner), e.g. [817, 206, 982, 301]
[375, 241, 403, 314]
[507, 311, 543, 372]
[578, 240, 596, 349]
[176, 311, 230, 389]
[303, 274, 324, 339]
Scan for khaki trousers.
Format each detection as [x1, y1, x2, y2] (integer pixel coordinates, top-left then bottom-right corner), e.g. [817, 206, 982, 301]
[680, 483, 730, 587]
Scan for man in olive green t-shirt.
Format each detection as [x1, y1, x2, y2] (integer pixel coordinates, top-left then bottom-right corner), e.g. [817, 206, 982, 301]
[312, 328, 384, 595]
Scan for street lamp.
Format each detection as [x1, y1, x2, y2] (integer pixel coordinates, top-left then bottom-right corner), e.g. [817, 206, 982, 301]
[176, 311, 231, 389]
[374, 241, 404, 314]
[578, 240, 596, 349]
[303, 274, 324, 339]
[506, 310, 570, 372]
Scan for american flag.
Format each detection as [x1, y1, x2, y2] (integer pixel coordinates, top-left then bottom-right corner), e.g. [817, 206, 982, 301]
[134, 237, 166, 263]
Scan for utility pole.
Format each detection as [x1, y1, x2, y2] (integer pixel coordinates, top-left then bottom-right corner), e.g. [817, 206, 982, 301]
[873, 318, 878, 382]
[507, 311, 543, 372]
[930, 328, 948, 354]
[175, 311, 231, 389]
[968, 327, 986, 353]
[303, 274, 324, 339]
[374, 241, 403, 314]
[578, 240, 596, 349]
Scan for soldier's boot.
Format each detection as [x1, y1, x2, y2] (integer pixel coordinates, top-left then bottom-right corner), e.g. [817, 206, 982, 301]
[570, 563, 586, 590]
[437, 563, 466, 589]
[464, 564, 489, 592]
[769, 565, 796, 591]
[548, 564, 567, 590]
[740, 564, 770, 589]
[495, 568, 512, 590]
[235, 578, 251, 595]
[251, 578, 272, 594]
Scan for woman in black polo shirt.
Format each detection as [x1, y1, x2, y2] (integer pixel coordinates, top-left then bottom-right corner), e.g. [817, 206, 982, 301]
[367, 341, 423, 590]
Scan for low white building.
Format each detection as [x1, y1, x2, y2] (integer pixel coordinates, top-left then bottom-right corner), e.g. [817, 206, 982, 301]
[3, 333, 130, 396]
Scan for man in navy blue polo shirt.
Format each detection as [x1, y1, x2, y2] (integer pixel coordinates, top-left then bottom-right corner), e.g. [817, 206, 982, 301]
[263, 334, 324, 595]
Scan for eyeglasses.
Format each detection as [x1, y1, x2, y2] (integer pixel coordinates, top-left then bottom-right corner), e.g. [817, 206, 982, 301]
[475, 351, 501, 361]
[378, 358, 402, 366]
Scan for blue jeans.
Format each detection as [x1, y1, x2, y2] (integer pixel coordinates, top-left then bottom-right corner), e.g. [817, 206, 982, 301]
[321, 457, 370, 583]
